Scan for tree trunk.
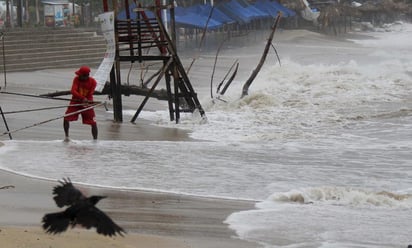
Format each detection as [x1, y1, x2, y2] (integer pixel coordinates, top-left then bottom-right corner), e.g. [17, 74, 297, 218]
[16, 0, 22, 27]
[5, 0, 10, 28]
[25, 0, 29, 24]
[35, 0, 40, 25]
[241, 14, 281, 98]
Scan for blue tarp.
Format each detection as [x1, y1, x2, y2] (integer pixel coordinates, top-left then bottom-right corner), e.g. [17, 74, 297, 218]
[241, 2, 271, 19]
[186, 3, 236, 25]
[225, 0, 269, 20]
[172, 6, 223, 30]
[216, 1, 253, 24]
[118, 4, 224, 30]
[117, 1, 293, 29]
[216, 0, 272, 24]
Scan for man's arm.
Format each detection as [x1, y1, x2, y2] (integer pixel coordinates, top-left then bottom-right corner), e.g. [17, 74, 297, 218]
[70, 79, 87, 101]
[86, 78, 97, 101]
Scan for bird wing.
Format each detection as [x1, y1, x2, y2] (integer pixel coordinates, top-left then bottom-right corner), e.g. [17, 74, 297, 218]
[75, 206, 126, 237]
[42, 211, 71, 234]
[53, 178, 84, 208]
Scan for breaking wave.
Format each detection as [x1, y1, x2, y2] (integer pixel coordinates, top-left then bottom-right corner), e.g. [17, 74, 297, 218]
[261, 186, 412, 208]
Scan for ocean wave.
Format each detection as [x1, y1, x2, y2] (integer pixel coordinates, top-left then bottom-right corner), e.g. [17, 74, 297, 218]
[128, 55, 412, 143]
[262, 186, 412, 208]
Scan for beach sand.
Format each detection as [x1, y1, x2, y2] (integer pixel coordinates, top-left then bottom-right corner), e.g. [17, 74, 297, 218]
[0, 226, 190, 248]
[0, 27, 365, 247]
[0, 168, 257, 248]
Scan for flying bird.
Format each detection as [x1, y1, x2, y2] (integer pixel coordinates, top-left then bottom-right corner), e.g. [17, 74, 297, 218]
[42, 178, 125, 237]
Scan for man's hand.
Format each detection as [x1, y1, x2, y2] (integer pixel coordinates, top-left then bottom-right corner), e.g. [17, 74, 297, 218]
[81, 98, 93, 107]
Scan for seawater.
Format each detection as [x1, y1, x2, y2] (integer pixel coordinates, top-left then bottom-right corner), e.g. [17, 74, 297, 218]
[1, 22, 412, 247]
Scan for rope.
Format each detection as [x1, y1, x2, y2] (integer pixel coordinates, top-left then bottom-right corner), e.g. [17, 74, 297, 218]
[0, 91, 73, 102]
[2, 104, 87, 115]
[0, 91, 102, 104]
[0, 102, 105, 137]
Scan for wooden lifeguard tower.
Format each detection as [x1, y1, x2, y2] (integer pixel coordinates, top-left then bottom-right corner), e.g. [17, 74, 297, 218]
[102, 0, 205, 123]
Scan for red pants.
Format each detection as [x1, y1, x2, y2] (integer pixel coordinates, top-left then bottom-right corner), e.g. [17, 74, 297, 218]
[64, 105, 96, 125]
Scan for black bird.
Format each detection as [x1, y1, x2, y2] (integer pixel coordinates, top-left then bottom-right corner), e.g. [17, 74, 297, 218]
[42, 178, 125, 237]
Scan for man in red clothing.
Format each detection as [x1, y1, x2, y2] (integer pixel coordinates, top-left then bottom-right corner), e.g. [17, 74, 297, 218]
[63, 66, 98, 141]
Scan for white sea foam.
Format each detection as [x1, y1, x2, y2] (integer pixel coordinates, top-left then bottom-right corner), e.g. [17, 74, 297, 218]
[221, 23, 412, 248]
[261, 186, 412, 208]
[226, 186, 412, 248]
[125, 55, 412, 144]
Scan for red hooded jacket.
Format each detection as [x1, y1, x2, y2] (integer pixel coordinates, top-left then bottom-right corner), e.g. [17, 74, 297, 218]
[70, 76, 97, 103]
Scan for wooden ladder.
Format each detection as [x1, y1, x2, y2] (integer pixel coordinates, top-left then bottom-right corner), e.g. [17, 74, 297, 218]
[114, 6, 206, 123]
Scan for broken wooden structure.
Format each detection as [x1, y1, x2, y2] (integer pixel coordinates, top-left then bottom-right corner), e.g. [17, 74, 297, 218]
[102, 0, 205, 123]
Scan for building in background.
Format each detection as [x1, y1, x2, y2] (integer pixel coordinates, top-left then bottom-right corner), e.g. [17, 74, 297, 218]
[42, 0, 80, 27]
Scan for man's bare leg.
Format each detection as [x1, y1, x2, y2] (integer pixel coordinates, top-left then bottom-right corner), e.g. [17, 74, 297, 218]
[63, 120, 70, 142]
[91, 124, 98, 140]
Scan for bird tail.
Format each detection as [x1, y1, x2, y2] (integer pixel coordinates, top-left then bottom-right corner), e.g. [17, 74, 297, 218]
[42, 212, 70, 234]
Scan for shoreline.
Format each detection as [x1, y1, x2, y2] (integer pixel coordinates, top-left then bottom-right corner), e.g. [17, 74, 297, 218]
[0, 168, 258, 248]
[0, 165, 256, 203]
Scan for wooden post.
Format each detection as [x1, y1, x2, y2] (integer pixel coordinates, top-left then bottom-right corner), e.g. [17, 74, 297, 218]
[131, 58, 173, 123]
[113, 60, 123, 122]
[101, 0, 123, 122]
[169, 0, 176, 49]
[113, 0, 123, 122]
[172, 64, 180, 123]
[165, 63, 174, 122]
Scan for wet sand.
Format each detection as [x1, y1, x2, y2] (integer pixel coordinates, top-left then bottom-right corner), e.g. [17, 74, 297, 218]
[0, 226, 190, 248]
[0, 81, 192, 141]
[0, 170, 257, 248]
